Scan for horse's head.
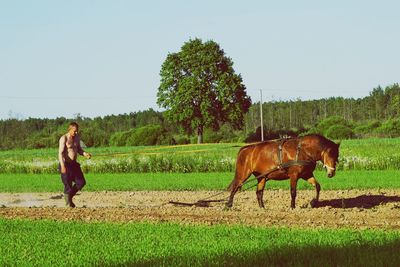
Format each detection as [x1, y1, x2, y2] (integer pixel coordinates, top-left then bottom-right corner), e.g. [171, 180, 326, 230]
[322, 142, 340, 178]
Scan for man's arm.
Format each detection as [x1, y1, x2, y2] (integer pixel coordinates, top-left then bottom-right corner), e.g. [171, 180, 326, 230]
[77, 136, 91, 159]
[58, 135, 66, 173]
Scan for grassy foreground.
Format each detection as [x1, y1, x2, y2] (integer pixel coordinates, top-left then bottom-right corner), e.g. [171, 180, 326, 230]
[1, 219, 399, 267]
[0, 170, 400, 192]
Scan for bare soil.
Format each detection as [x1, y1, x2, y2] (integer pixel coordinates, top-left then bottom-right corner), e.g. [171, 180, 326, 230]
[1, 189, 400, 229]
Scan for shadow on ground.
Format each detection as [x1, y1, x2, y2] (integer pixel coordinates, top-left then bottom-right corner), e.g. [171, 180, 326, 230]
[316, 194, 400, 209]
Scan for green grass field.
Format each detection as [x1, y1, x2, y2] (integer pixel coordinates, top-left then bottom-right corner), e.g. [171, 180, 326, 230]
[1, 219, 399, 267]
[1, 139, 400, 266]
[0, 170, 399, 192]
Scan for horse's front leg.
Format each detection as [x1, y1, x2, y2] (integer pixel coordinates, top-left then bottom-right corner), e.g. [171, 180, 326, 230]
[289, 176, 299, 209]
[256, 177, 267, 208]
[306, 177, 321, 208]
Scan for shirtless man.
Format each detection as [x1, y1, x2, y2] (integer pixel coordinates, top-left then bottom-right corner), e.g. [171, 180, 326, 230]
[58, 122, 91, 207]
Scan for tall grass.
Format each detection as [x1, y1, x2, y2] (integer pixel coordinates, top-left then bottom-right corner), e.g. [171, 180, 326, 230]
[0, 138, 400, 173]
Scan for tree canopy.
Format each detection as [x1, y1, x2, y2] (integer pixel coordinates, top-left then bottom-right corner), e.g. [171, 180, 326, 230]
[157, 38, 251, 143]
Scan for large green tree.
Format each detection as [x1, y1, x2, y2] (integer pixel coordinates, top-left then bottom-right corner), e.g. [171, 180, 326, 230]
[157, 38, 252, 143]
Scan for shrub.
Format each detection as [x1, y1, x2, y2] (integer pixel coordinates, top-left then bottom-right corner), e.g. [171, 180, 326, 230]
[203, 128, 223, 143]
[126, 125, 164, 146]
[317, 116, 348, 134]
[201, 125, 243, 143]
[158, 135, 176, 145]
[374, 119, 400, 137]
[325, 124, 354, 140]
[109, 131, 130, 146]
[80, 127, 110, 147]
[306, 116, 353, 138]
[174, 135, 190, 145]
[354, 120, 381, 137]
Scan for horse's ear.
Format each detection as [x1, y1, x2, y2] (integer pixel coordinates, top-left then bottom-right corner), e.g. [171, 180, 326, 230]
[337, 141, 341, 147]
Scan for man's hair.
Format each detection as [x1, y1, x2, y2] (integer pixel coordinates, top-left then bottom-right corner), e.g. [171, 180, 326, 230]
[68, 122, 79, 130]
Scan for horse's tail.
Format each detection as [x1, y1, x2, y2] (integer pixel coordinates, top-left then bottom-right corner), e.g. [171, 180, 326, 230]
[227, 147, 251, 191]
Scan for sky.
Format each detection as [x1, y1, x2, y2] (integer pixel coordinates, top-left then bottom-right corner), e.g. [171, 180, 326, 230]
[0, 1, 399, 119]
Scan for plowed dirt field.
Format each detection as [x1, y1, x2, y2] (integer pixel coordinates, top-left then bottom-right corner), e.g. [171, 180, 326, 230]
[1, 189, 400, 229]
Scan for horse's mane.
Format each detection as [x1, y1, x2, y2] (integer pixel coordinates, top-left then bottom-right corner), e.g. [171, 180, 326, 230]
[303, 134, 337, 150]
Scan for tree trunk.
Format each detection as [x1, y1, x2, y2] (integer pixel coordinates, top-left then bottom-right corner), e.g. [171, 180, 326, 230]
[197, 125, 203, 144]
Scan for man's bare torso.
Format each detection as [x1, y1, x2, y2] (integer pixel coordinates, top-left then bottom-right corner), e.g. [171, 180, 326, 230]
[59, 134, 82, 162]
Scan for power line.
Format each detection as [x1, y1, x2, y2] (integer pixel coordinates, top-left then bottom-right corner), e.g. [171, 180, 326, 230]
[259, 89, 264, 142]
[248, 88, 318, 93]
[0, 95, 154, 100]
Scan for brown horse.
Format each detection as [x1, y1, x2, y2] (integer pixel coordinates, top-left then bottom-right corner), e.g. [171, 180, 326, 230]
[227, 134, 340, 209]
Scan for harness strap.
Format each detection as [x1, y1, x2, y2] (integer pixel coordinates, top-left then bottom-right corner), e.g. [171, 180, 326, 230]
[280, 160, 315, 169]
[278, 141, 283, 166]
[295, 139, 302, 162]
[275, 137, 314, 172]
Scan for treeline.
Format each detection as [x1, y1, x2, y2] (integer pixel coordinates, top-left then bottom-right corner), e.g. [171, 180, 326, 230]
[243, 83, 400, 140]
[1, 83, 399, 150]
[246, 83, 400, 135]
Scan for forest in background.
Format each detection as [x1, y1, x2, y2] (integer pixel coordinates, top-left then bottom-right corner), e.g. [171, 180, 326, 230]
[0, 83, 399, 150]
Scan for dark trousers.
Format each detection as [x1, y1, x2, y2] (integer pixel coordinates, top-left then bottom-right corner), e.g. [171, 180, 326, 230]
[59, 161, 86, 195]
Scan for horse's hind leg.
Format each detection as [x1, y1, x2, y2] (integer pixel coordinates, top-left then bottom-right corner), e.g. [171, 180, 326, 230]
[289, 175, 299, 209]
[226, 185, 240, 208]
[256, 177, 267, 208]
[307, 177, 321, 208]
[226, 170, 252, 208]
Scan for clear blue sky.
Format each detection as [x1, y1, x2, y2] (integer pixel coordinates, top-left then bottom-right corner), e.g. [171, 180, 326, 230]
[0, 1, 399, 119]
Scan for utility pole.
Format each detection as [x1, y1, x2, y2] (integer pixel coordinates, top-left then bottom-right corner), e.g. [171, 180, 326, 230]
[260, 89, 264, 141]
[289, 101, 292, 128]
